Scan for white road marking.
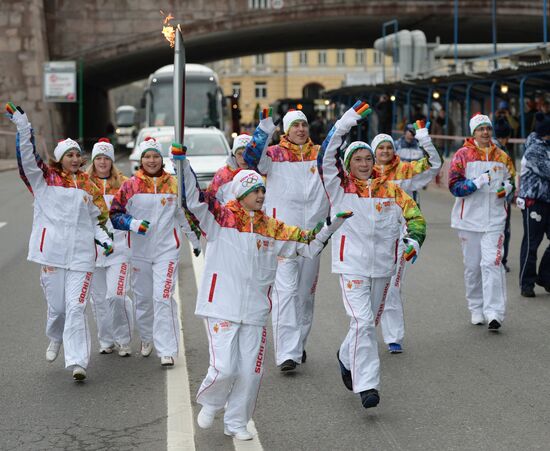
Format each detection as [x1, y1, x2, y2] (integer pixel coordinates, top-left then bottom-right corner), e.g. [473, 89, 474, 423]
[0, 222, 7, 229]
[167, 276, 196, 450]
[189, 245, 264, 451]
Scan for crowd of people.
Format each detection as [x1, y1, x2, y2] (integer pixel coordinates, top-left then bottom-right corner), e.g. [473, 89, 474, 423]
[5, 93, 550, 440]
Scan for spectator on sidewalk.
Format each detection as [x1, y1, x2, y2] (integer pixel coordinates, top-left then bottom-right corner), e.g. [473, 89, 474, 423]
[517, 113, 550, 297]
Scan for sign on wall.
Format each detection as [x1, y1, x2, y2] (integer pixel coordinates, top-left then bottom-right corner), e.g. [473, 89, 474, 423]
[43, 61, 77, 103]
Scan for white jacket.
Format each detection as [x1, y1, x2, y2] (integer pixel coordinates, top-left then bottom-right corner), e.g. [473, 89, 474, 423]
[320, 124, 426, 278]
[181, 159, 339, 326]
[110, 170, 199, 262]
[91, 176, 131, 268]
[16, 126, 110, 272]
[251, 136, 329, 228]
[449, 139, 516, 232]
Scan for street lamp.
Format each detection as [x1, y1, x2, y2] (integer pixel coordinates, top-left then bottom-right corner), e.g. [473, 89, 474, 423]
[433, 91, 440, 100]
[390, 95, 396, 101]
[500, 84, 509, 94]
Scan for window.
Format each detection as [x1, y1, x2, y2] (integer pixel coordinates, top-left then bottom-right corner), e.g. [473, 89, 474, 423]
[374, 51, 382, 65]
[248, 0, 269, 8]
[231, 57, 241, 68]
[355, 49, 365, 66]
[255, 82, 267, 99]
[318, 50, 327, 66]
[255, 54, 266, 66]
[232, 82, 241, 97]
[299, 51, 308, 66]
[337, 49, 346, 65]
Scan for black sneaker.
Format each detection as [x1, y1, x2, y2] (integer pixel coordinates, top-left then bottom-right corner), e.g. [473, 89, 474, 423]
[302, 350, 307, 363]
[336, 351, 353, 391]
[521, 288, 536, 298]
[360, 389, 380, 409]
[503, 263, 510, 273]
[488, 319, 501, 332]
[280, 359, 297, 372]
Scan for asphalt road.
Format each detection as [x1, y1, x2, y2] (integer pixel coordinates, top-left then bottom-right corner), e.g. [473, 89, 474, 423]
[1, 158, 550, 450]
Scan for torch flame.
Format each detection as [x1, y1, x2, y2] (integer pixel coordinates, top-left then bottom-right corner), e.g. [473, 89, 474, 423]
[160, 10, 176, 48]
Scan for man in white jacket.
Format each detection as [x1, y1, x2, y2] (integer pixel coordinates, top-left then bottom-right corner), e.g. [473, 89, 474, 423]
[244, 109, 329, 371]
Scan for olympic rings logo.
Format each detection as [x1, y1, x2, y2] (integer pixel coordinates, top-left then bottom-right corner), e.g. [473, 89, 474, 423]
[241, 174, 259, 187]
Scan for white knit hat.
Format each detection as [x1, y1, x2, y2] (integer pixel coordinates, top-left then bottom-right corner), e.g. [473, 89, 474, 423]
[343, 141, 373, 171]
[469, 113, 492, 135]
[138, 136, 162, 157]
[232, 134, 252, 155]
[91, 138, 115, 162]
[54, 138, 81, 162]
[371, 133, 395, 153]
[232, 170, 265, 200]
[283, 110, 308, 134]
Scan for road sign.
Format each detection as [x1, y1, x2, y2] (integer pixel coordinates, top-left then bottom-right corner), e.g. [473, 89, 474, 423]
[43, 61, 77, 103]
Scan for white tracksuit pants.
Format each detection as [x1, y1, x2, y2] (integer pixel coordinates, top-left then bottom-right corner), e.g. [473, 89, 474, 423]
[39, 266, 92, 370]
[197, 318, 266, 432]
[338, 274, 391, 393]
[90, 262, 134, 348]
[380, 249, 407, 345]
[131, 259, 180, 357]
[271, 253, 321, 366]
[458, 229, 507, 323]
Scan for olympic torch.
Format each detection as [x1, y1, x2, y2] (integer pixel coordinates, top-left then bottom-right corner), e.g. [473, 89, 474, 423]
[171, 24, 187, 208]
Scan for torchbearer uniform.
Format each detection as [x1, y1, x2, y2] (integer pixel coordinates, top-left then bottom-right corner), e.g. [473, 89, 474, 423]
[182, 161, 346, 436]
[449, 114, 516, 327]
[88, 139, 134, 354]
[319, 106, 425, 402]
[12, 108, 111, 376]
[110, 138, 200, 361]
[244, 110, 329, 367]
[372, 130, 441, 349]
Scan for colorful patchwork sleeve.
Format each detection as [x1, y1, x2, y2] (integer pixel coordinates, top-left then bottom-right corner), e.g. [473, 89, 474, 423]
[205, 167, 229, 200]
[448, 149, 478, 197]
[395, 186, 426, 246]
[243, 123, 272, 171]
[317, 125, 347, 207]
[109, 179, 136, 230]
[89, 180, 109, 227]
[16, 127, 49, 196]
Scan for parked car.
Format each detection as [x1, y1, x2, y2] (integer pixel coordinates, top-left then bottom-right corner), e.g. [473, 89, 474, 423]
[129, 126, 230, 188]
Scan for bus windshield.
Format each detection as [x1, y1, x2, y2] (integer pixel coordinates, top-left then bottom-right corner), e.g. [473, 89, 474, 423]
[150, 78, 220, 128]
[116, 110, 135, 126]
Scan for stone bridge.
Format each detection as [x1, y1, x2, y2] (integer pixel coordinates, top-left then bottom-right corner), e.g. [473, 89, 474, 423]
[0, 0, 547, 156]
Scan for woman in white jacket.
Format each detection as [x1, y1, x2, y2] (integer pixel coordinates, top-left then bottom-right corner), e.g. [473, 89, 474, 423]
[86, 138, 133, 357]
[178, 141, 351, 440]
[318, 101, 426, 409]
[110, 137, 200, 367]
[7, 103, 112, 381]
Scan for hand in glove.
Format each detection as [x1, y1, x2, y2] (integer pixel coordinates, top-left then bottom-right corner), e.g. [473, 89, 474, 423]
[472, 171, 491, 189]
[336, 100, 372, 132]
[258, 107, 278, 134]
[101, 240, 114, 256]
[516, 197, 525, 210]
[5, 102, 30, 130]
[170, 142, 187, 161]
[495, 179, 513, 198]
[402, 238, 420, 263]
[413, 120, 431, 141]
[130, 219, 150, 235]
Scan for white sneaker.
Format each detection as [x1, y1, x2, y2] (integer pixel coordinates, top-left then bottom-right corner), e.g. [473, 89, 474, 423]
[99, 345, 114, 354]
[72, 366, 87, 381]
[471, 313, 485, 325]
[118, 344, 132, 357]
[161, 356, 174, 366]
[140, 341, 153, 357]
[197, 407, 215, 429]
[224, 426, 253, 441]
[46, 341, 61, 362]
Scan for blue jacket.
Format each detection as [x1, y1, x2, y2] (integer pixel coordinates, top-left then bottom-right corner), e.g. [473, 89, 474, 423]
[518, 133, 550, 203]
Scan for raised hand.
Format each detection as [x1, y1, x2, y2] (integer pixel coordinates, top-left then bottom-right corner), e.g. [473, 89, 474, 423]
[5, 102, 30, 129]
[170, 142, 187, 160]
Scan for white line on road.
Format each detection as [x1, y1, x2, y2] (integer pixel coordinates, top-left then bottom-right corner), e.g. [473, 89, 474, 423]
[189, 245, 264, 451]
[0, 222, 7, 229]
[167, 273, 196, 450]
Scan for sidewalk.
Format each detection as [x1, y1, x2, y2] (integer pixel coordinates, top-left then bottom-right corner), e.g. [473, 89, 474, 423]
[0, 159, 17, 172]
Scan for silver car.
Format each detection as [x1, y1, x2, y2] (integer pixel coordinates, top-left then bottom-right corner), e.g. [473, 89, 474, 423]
[129, 126, 230, 188]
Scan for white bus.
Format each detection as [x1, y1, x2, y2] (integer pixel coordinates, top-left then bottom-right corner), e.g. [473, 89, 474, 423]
[142, 64, 225, 131]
